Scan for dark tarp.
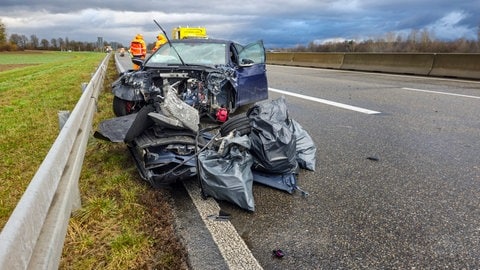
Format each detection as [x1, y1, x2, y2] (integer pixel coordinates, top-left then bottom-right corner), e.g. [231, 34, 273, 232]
[291, 119, 316, 171]
[247, 96, 298, 174]
[198, 134, 255, 211]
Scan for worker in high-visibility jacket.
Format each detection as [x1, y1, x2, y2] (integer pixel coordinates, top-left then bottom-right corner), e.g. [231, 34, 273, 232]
[129, 34, 146, 70]
[151, 34, 167, 53]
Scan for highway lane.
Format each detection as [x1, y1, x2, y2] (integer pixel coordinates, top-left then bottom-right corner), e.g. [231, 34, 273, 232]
[114, 55, 480, 268]
[217, 65, 480, 269]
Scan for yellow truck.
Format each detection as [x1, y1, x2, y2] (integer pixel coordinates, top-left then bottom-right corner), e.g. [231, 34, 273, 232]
[171, 26, 207, 39]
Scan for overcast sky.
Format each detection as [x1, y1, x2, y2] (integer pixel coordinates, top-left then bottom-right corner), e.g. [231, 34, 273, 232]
[1, 0, 479, 48]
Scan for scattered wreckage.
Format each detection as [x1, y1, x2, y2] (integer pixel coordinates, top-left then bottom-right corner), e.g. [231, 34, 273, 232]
[95, 35, 316, 211]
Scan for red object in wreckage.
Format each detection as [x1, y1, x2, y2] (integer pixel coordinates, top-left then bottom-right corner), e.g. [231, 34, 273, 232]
[216, 108, 228, 122]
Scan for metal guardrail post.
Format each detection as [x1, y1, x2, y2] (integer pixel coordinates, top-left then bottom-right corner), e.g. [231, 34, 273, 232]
[0, 53, 111, 270]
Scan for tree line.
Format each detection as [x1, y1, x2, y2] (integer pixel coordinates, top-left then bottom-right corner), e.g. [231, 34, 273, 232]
[0, 20, 122, 52]
[1, 19, 479, 53]
[285, 28, 480, 53]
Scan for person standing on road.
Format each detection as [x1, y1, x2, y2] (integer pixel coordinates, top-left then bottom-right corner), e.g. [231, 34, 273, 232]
[151, 34, 167, 53]
[129, 34, 146, 70]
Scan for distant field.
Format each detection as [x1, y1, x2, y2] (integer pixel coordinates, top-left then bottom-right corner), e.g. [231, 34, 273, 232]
[0, 50, 85, 72]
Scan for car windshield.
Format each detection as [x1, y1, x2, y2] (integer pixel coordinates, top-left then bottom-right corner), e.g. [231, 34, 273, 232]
[146, 42, 227, 66]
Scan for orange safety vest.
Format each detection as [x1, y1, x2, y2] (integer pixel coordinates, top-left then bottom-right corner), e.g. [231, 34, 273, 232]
[130, 41, 145, 57]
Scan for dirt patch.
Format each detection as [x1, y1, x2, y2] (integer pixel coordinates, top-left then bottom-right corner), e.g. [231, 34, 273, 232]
[0, 64, 36, 72]
[138, 190, 189, 269]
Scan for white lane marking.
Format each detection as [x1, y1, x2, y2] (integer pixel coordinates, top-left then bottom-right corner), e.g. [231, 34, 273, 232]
[268, 87, 381, 115]
[402, 87, 480, 99]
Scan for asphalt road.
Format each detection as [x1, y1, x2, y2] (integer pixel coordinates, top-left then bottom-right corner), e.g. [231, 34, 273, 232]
[218, 65, 480, 269]
[115, 54, 480, 268]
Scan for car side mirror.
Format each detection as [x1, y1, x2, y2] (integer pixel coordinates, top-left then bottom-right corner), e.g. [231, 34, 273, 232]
[132, 58, 144, 68]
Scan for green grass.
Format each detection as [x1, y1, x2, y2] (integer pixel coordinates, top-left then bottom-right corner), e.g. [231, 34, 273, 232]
[0, 51, 79, 65]
[0, 51, 188, 269]
[0, 51, 106, 224]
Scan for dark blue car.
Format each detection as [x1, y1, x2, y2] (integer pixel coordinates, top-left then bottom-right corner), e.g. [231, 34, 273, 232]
[112, 38, 268, 121]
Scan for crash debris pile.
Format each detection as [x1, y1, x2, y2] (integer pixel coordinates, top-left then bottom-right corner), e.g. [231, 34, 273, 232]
[198, 97, 316, 211]
[95, 96, 316, 211]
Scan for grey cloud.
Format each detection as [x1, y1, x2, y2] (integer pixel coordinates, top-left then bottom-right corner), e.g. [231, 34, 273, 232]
[0, 0, 478, 48]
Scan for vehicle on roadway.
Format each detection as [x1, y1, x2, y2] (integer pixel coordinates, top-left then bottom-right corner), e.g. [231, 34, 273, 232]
[97, 37, 271, 191]
[111, 38, 269, 122]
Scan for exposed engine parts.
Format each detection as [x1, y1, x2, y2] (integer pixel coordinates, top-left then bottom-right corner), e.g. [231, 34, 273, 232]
[114, 67, 236, 122]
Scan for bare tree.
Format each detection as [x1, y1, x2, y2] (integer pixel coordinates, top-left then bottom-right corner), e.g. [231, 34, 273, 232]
[419, 28, 433, 51]
[65, 37, 69, 50]
[50, 38, 57, 49]
[20, 35, 28, 49]
[30, 34, 39, 49]
[477, 23, 480, 50]
[477, 23, 480, 51]
[9, 33, 28, 49]
[407, 29, 419, 51]
[40, 38, 49, 49]
[57, 37, 64, 50]
[0, 19, 6, 44]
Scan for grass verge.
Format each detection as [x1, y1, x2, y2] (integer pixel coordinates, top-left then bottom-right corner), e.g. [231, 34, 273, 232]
[0, 51, 188, 269]
[60, 55, 188, 269]
[0, 51, 106, 226]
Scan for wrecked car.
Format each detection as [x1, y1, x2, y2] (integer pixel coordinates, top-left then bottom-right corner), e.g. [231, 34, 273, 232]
[95, 36, 316, 211]
[97, 37, 269, 188]
[111, 38, 269, 122]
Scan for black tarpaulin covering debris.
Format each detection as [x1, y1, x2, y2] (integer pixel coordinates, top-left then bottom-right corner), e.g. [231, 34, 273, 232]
[251, 170, 298, 194]
[291, 119, 317, 171]
[247, 96, 298, 174]
[198, 133, 255, 211]
[246, 96, 316, 195]
[93, 113, 137, 143]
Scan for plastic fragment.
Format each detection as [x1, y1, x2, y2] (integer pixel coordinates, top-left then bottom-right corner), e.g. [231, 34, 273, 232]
[272, 249, 285, 258]
[207, 210, 231, 221]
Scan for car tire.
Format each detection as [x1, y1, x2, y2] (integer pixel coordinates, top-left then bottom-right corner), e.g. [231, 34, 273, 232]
[220, 113, 251, 136]
[113, 96, 133, 117]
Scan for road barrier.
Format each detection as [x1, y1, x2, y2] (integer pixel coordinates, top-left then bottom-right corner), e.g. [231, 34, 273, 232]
[341, 53, 434, 75]
[0, 53, 110, 269]
[267, 52, 480, 80]
[429, 54, 480, 79]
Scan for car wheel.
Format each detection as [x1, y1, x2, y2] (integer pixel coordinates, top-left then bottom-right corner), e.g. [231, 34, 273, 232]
[220, 113, 251, 136]
[113, 96, 134, 116]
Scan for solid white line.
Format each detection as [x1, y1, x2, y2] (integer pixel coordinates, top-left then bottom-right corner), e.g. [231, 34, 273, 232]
[402, 87, 480, 99]
[268, 87, 381, 115]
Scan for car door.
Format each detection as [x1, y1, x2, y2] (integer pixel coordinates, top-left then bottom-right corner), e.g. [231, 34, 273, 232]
[234, 40, 268, 106]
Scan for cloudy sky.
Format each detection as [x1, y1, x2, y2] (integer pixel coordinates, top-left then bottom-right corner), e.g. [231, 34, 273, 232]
[1, 0, 479, 48]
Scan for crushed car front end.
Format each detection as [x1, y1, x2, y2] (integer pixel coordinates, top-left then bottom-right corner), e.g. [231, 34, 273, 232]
[112, 38, 268, 121]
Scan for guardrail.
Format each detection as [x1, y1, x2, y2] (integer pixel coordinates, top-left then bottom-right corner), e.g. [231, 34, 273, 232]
[0, 53, 111, 269]
[266, 52, 480, 80]
[115, 52, 127, 74]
